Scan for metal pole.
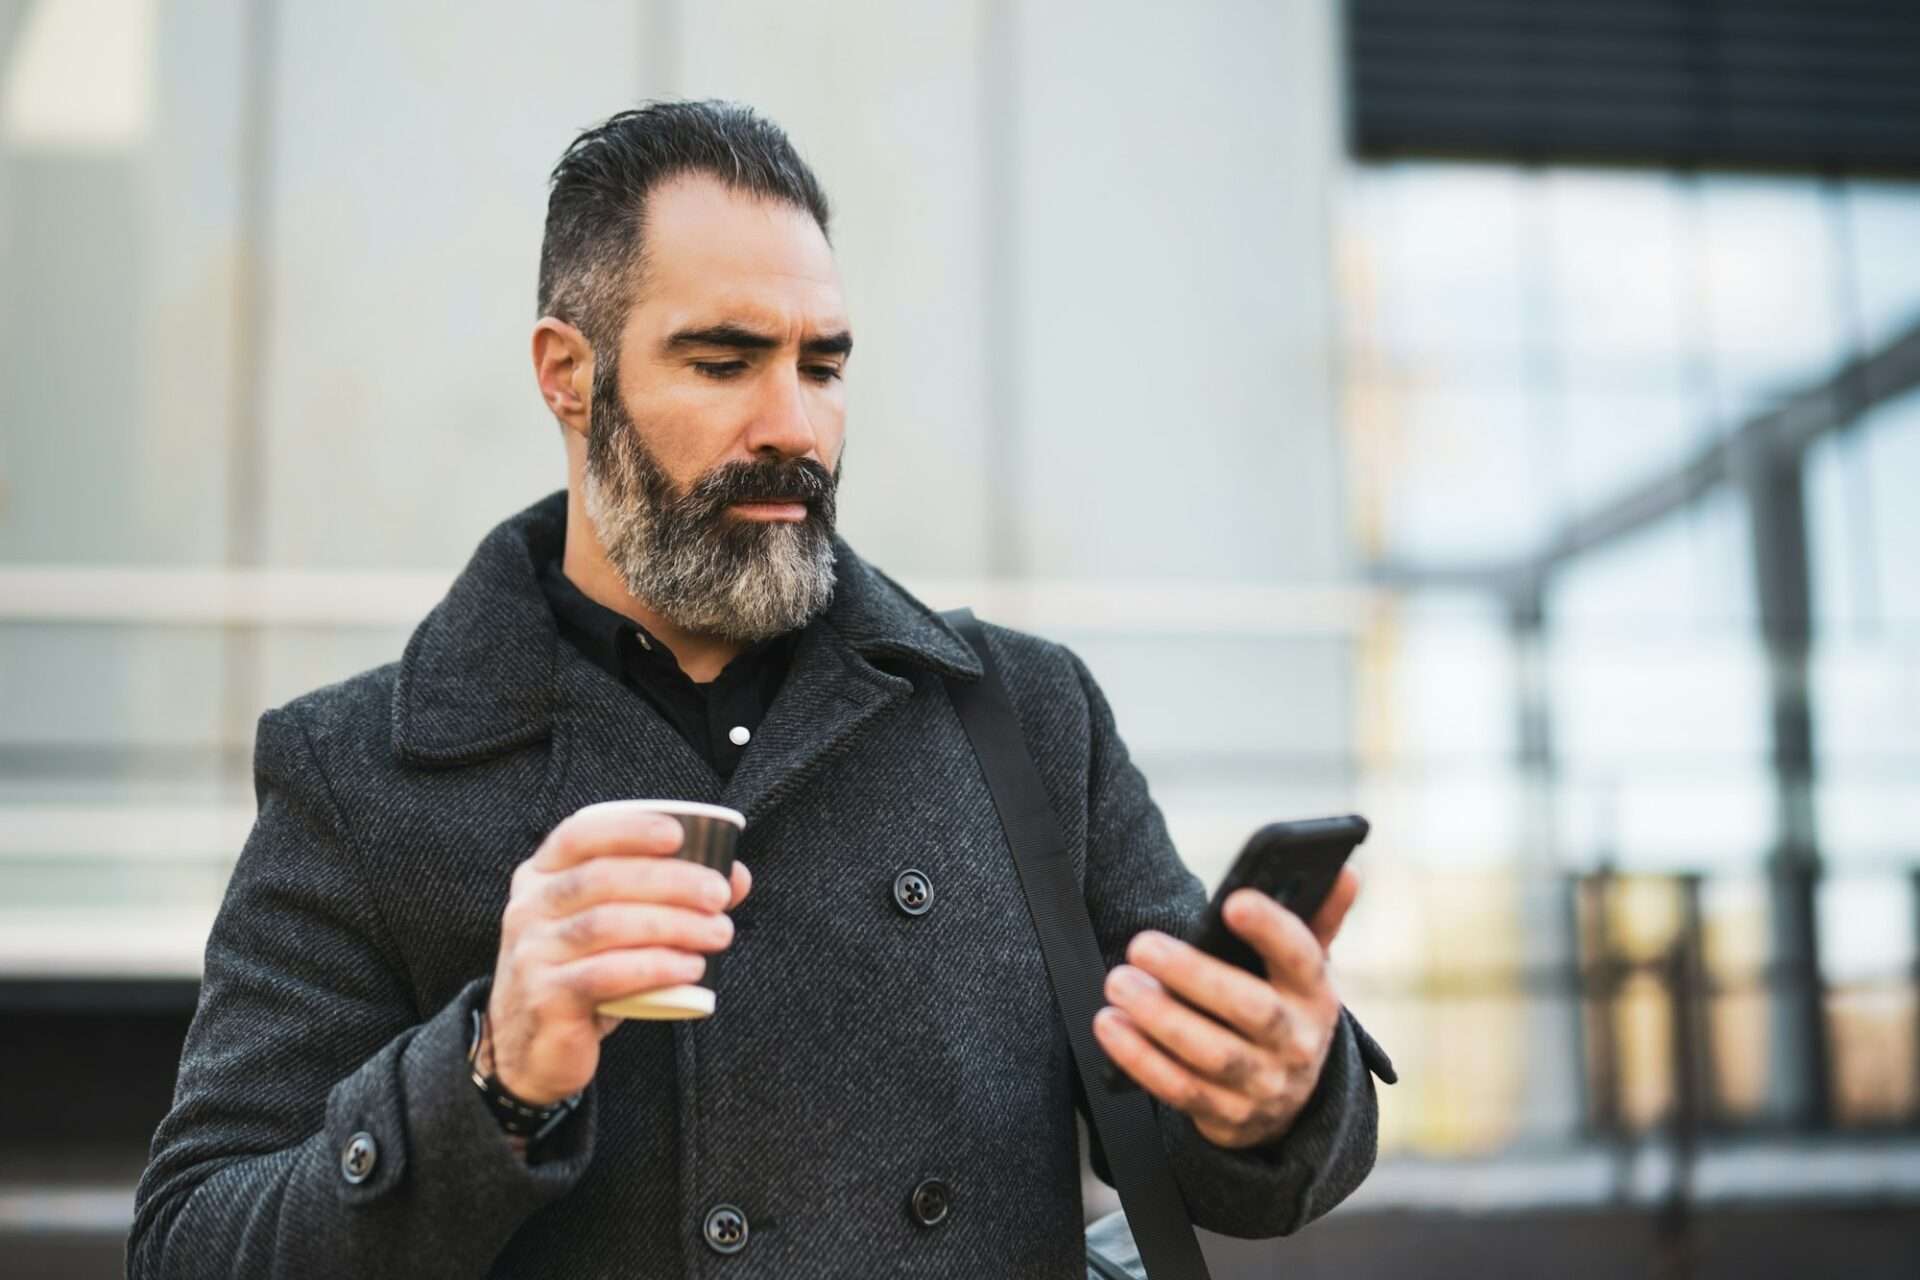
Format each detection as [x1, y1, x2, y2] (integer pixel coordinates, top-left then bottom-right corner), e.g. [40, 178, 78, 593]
[1655, 874, 1705, 1280]
[1743, 447, 1832, 1130]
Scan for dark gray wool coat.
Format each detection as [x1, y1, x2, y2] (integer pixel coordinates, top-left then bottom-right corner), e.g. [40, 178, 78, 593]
[129, 489, 1391, 1279]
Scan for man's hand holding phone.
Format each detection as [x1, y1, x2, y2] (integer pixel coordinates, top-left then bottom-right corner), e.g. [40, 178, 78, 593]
[1093, 859, 1361, 1152]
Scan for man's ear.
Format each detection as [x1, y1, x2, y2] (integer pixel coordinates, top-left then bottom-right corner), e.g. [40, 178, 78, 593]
[532, 317, 594, 437]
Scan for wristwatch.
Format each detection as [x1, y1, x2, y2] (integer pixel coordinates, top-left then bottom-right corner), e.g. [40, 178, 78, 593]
[467, 1006, 583, 1144]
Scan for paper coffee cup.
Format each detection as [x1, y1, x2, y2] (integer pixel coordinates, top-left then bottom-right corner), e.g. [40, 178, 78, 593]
[581, 799, 745, 1021]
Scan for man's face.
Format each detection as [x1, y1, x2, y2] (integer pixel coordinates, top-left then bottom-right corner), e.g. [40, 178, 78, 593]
[582, 174, 850, 644]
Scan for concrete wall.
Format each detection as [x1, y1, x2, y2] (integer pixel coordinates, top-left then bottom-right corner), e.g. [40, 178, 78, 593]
[1, 0, 1359, 875]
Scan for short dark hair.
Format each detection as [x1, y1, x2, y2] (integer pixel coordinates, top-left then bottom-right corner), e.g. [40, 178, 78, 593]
[537, 100, 832, 355]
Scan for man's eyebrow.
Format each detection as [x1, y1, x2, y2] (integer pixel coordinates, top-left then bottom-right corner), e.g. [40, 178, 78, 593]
[664, 323, 778, 352]
[662, 324, 853, 358]
[803, 331, 853, 358]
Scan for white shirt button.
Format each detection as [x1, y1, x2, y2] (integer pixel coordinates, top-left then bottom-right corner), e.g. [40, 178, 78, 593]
[728, 725, 751, 746]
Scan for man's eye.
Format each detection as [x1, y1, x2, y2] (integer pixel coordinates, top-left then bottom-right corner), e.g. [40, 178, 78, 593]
[694, 361, 747, 379]
[804, 364, 843, 383]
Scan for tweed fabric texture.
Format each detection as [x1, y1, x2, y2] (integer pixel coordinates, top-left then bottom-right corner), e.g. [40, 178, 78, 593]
[128, 489, 1389, 1279]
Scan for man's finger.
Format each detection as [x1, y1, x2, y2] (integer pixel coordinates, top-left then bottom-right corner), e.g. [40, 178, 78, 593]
[1092, 1007, 1254, 1131]
[532, 801, 684, 871]
[1307, 866, 1360, 952]
[728, 860, 752, 910]
[1125, 931, 1295, 1046]
[1103, 964, 1263, 1089]
[1221, 889, 1328, 996]
[531, 854, 728, 919]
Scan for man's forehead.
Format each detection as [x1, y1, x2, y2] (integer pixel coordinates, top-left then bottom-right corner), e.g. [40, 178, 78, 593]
[636, 177, 844, 341]
[643, 174, 836, 279]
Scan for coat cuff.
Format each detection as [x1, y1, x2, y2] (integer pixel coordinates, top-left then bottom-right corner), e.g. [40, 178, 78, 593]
[1158, 1006, 1390, 1238]
[320, 976, 596, 1250]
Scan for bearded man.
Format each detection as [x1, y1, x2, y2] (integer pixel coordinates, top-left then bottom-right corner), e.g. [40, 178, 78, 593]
[129, 101, 1391, 1279]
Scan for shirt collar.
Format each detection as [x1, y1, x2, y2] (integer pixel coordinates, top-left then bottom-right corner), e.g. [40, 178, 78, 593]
[535, 552, 799, 688]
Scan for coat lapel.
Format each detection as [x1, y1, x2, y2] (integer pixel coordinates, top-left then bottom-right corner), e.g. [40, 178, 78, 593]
[546, 646, 727, 816]
[390, 489, 986, 831]
[718, 528, 986, 824]
[716, 615, 910, 826]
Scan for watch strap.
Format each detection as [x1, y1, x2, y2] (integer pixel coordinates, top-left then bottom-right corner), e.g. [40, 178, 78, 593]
[467, 1006, 583, 1144]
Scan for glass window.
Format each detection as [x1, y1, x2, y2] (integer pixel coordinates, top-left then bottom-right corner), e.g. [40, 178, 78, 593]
[1539, 170, 1691, 381]
[1371, 382, 1555, 564]
[1548, 496, 1772, 871]
[1697, 175, 1848, 427]
[1333, 158, 1920, 1150]
[1354, 593, 1524, 868]
[1809, 389, 1920, 866]
[1819, 873, 1919, 1127]
[1844, 178, 1920, 355]
[1343, 163, 1530, 380]
[1699, 874, 1777, 1123]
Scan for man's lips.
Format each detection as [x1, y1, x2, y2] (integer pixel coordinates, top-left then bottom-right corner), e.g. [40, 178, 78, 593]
[728, 499, 809, 522]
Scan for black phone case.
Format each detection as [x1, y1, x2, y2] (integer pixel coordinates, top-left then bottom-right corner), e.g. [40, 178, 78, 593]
[1101, 816, 1369, 1094]
[1187, 814, 1369, 978]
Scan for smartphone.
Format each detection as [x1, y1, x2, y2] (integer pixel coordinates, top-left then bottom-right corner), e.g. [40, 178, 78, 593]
[1101, 815, 1368, 1094]
[1187, 814, 1369, 977]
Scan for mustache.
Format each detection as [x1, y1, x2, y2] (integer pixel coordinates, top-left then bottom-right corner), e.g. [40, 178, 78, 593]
[683, 456, 837, 515]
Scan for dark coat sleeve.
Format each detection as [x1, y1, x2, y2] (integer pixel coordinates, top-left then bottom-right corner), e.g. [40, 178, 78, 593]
[1064, 649, 1395, 1239]
[127, 709, 597, 1279]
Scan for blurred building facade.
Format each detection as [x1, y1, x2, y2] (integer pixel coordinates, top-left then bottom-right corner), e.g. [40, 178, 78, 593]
[1, 1, 1916, 1276]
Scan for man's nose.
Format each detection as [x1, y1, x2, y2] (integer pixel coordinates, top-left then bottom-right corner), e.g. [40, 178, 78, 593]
[742, 365, 820, 461]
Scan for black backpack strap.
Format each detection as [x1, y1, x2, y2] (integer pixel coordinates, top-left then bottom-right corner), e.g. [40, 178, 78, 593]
[939, 608, 1213, 1280]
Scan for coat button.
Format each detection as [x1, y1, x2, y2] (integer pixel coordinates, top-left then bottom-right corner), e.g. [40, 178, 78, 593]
[909, 1177, 952, 1227]
[340, 1131, 378, 1185]
[892, 868, 934, 917]
[703, 1203, 749, 1255]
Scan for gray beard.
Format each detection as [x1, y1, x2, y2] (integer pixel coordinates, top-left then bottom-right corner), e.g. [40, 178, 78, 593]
[581, 361, 841, 645]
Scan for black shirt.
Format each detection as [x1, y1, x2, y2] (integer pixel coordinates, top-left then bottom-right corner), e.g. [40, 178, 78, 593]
[537, 555, 804, 782]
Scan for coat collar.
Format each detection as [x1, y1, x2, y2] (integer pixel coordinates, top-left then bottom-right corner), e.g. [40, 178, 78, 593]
[391, 489, 982, 772]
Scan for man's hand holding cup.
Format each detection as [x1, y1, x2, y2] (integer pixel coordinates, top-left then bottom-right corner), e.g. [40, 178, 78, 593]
[483, 800, 751, 1107]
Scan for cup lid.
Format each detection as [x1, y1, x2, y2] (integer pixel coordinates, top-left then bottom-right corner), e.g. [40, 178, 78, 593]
[576, 798, 746, 828]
